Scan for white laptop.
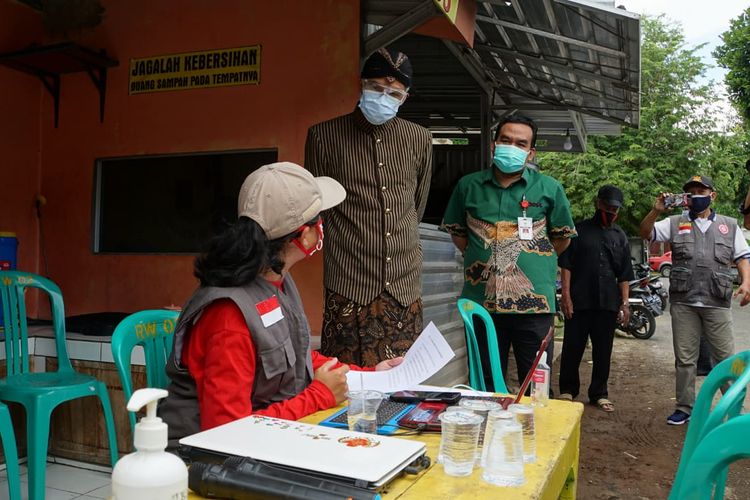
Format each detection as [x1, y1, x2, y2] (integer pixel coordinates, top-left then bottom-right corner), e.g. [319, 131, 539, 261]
[178, 414, 427, 488]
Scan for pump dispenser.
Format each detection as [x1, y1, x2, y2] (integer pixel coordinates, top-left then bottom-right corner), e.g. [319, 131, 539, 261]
[112, 388, 188, 500]
[531, 352, 550, 407]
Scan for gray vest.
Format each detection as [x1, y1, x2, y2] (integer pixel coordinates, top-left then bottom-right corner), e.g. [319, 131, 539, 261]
[159, 276, 314, 450]
[668, 213, 736, 308]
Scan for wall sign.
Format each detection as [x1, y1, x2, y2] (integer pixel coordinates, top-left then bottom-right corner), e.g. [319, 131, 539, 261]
[129, 45, 261, 94]
[433, 0, 460, 24]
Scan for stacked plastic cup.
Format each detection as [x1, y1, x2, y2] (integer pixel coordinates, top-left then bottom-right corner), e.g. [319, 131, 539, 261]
[458, 399, 502, 463]
[436, 406, 464, 464]
[480, 409, 514, 467]
[482, 419, 526, 486]
[508, 403, 536, 463]
[439, 410, 484, 476]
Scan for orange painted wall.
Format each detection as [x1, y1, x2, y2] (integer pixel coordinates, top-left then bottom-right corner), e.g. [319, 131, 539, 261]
[0, 2, 44, 284]
[10, 0, 361, 332]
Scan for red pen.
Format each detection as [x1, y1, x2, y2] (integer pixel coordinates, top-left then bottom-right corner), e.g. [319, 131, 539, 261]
[514, 325, 554, 404]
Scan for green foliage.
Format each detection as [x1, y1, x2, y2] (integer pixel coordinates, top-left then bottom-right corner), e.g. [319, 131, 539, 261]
[539, 16, 749, 235]
[714, 8, 750, 123]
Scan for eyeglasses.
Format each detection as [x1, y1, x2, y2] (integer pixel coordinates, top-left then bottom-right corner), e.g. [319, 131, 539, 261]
[362, 79, 409, 103]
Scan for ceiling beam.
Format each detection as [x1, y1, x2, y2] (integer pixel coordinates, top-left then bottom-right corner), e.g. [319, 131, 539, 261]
[492, 103, 637, 112]
[569, 110, 588, 151]
[475, 43, 636, 91]
[487, 66, 629, 105]
[491, 88, 628, 126]
[442, 40, 496, 96]
[475, 14, 627, 58]
[362, 0, 439, 58]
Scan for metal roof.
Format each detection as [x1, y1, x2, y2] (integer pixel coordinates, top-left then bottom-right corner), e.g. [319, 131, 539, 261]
[362, 0, 641, 152]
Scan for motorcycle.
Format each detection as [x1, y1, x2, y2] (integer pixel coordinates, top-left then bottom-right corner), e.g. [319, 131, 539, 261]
[555, 274, 661, 340]
[617, 274, 662, 340]
[634, 262, 669, 310]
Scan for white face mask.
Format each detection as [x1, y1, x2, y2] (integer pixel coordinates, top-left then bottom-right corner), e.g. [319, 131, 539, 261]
[358, 90, 401, 125]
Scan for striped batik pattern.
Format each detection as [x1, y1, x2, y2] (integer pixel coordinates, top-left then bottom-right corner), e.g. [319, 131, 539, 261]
[305, 109, 433, 306]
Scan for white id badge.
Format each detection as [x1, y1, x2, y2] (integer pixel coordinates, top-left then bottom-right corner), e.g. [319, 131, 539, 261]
[518, 217, 533, 240]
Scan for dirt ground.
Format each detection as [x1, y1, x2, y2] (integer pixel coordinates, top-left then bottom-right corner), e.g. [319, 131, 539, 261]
[543, 300, 750, 500]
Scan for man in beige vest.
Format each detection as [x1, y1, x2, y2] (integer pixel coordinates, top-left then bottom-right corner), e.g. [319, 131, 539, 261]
[640, 175, 750, 425]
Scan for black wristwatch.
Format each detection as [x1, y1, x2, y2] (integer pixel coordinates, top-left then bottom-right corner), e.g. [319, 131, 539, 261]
[739, 202, 750, 215]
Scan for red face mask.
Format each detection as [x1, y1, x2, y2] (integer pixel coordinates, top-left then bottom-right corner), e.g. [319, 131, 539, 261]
[597, 209, 618, 227]
[292, 218, 324, 257]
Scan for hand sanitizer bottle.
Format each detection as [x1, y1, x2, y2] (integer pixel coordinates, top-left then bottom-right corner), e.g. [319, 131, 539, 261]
[112, 388, 188, 500]
[531, 352, 550, 407]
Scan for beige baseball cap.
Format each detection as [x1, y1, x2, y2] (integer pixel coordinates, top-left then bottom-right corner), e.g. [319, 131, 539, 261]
[238, 162, 346, 240]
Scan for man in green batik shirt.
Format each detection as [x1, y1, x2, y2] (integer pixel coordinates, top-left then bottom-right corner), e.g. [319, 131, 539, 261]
[442, 114, 576, 392]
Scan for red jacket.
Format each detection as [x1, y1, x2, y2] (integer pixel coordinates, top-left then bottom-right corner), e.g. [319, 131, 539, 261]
[183, 297, 372, 431]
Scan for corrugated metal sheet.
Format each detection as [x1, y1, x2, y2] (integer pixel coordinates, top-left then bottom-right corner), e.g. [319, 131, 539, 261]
[363, 0, 641, 152]
[418, 223, 468, 387]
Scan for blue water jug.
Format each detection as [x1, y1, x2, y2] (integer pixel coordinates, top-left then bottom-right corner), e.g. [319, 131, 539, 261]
[0, 232, 18, 330]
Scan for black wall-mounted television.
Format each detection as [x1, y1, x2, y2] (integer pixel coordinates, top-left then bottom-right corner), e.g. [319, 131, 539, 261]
[93, 149, 278, 253]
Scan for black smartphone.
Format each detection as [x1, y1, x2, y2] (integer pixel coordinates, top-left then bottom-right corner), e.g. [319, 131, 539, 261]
[389, 391, 461, 404]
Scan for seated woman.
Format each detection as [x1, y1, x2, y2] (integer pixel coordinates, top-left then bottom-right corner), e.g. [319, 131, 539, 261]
[160, 162, 402, 447]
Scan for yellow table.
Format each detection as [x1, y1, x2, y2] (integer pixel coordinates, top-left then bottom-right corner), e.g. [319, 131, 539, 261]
[190, 399, 583, 499]
[300, 398, 583, 500]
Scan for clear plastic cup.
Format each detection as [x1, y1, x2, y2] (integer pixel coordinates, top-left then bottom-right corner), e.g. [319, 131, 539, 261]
[437, 406, 465, 464]
[459, 399, 502, 463]
[346, 390, 383, 434]
[482, 419, 526, 486]
[508, 403, 536, 463]
[439, 410, 484, 476]
[480, 409, 514, 467]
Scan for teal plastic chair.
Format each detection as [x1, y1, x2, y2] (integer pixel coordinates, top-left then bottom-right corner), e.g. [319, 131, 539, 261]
[111, 309, 179, 431]
[672, 413, 750, 500]
[0, 402, 21, 500]
[669, 350, 750, 500]
[457, 298, 508, 393]
[0, 271, 118, 500]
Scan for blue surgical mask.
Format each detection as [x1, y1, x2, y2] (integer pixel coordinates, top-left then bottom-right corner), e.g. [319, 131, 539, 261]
[358, 90, 400, 125]
[689, 194, 712, 217]
[493, 144, 529, 174]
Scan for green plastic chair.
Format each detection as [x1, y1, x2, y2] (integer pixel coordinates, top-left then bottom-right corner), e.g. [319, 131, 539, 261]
[669, 350, 750, 500]
[0, 271, 118, 500]
[0, 402, 21, 500]
[111, 309, 179, 431]
[457, 298, 508, 393]
[672, 413, 750, 500]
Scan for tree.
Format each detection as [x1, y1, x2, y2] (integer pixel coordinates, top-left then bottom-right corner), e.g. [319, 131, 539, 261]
[538, 16, 749, 235]
[714, 8, 750, 124]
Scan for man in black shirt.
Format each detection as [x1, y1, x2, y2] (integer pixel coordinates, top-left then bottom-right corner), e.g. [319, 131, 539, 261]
[558, 185, 635, 412]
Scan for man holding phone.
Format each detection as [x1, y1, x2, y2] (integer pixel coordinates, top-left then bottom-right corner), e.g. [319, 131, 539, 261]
[639, 175, 750, 425]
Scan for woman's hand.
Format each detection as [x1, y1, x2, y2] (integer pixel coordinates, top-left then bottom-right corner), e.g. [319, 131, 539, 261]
[314, 358, 350, 404]
[375, 357, 404, 371]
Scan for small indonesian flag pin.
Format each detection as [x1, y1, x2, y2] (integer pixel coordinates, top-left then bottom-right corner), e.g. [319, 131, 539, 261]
[256, 295, 284, 327]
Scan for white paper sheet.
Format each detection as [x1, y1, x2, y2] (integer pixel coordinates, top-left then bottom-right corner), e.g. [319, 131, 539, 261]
[346, 321, 455, 393]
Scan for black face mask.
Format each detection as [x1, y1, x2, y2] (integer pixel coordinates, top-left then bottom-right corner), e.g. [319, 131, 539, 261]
[688, 195, 712, 219]
[596, 209, 618, 227]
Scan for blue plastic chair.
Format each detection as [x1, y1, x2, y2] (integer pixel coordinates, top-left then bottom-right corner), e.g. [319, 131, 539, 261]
[669, 350, 750, 500]
[0, 402, 21, 500]
[456, 298, 508, 393]
[111, 309, 179, 431]
[0, 271, 118, 500]
[672, 413, 750, 499]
